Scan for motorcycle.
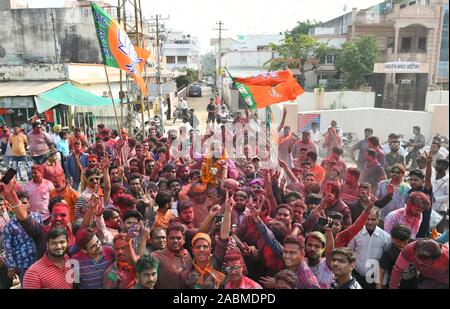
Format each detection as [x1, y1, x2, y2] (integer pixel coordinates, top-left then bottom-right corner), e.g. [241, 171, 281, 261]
[172, 106, 190, 124]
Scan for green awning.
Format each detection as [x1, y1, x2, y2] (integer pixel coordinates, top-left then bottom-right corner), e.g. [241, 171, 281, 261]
[35, 82, 116, 113]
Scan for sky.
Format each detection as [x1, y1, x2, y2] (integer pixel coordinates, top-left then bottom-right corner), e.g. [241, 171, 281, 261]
[21, 0, 383, 53]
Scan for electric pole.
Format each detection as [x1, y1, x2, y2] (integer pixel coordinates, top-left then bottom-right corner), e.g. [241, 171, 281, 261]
[213, 21, 227, 101]
[149, 14, 169, 134]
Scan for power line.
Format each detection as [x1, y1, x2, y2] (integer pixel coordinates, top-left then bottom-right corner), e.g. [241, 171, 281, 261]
[213, 21, 228, 98]
[148, 14, 169, 133]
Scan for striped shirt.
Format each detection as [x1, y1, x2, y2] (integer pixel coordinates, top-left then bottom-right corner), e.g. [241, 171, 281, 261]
[72, 245, 115, 289]
[23, 254, 74, 289]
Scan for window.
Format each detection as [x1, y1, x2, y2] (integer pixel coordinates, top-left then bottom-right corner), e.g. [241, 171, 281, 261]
[166, 56, 176, 64]
[325, 54, 335, 64]
[418, 37, 427, 51]
[177, 56, 187, 63]
[401, 37, 412, 52]
[387, 37, 395, 51]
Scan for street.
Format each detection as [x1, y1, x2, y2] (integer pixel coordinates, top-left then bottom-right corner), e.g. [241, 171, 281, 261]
[165, 85, 213, 133]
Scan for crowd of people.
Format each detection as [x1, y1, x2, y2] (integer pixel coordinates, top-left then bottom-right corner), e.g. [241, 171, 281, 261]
[0, 104, 448, 290]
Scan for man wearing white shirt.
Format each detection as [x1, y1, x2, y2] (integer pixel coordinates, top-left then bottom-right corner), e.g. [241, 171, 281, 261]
[309, 122, 321, 154]
[348, 207, 391, 289]
[382, 133, 406, 156]
[432, 159, 449, 215]
[419, 141, 447, 168]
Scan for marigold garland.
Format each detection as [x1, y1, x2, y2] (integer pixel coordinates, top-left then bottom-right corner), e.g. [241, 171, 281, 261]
[200, 152, 227, 185]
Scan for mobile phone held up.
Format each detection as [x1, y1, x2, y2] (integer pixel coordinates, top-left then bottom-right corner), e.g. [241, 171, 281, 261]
[1, 168, 17, 185]
[316, 217, 329, 228]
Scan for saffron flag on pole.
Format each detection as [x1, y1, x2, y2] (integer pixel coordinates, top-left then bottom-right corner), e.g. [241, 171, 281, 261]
[228, 69, 304, 109]
[91, 2, 149, 95]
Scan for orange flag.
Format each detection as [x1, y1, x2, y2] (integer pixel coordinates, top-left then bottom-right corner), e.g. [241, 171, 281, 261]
[91, 2, 149, 95]
[233, 70, 304, 109]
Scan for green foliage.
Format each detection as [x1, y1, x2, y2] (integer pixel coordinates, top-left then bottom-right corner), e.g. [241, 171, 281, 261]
[334, 36, 379, 89]
[265, 33, 335, 87]
[201, 52, 215, 77]
[287, 20, 319, 36]
[175, 68, 198, 89]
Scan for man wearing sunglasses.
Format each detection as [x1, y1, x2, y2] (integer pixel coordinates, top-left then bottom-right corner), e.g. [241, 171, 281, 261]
[376, 164, 411, 221]
[223, 250, 262, 289]
[389, 238, 449, 289]
[75, 157, 111, 220]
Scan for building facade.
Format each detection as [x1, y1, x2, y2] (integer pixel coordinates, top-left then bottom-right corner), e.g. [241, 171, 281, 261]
[163, 31, 201, 71]
[309, 0, 449, 111]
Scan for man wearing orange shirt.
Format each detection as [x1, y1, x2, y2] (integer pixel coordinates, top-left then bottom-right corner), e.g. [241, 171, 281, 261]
[307, 151, 325, 183]
[50, 177, 80, 223]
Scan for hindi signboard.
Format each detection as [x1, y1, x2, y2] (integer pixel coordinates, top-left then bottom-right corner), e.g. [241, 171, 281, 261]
[373, 61, 429, 74]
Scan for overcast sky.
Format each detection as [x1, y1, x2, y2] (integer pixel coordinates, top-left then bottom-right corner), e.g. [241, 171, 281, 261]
[22, 0, 383, 53]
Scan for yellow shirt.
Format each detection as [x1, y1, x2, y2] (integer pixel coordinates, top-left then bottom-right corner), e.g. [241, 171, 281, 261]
[9, 133, 27, 156]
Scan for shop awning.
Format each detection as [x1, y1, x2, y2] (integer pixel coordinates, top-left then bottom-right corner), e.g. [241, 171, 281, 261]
[35, 82, 115, 113]
[0, 81, 66, 97]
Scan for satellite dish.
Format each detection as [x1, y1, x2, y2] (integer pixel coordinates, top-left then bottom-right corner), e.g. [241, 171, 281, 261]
[0, 45, 5, 58]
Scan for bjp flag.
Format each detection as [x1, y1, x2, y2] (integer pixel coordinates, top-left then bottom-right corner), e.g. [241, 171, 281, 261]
[91, 3, 149, 95]
[230, 69, 304, 109]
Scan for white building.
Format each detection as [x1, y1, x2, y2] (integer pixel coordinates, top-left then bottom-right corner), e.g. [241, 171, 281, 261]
[163, 31, 201, 71]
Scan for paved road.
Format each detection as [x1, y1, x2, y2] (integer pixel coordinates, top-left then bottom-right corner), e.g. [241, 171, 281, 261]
[164, 85, 213, 133]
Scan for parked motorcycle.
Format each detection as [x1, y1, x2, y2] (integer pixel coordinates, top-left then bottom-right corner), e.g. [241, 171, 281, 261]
[173, 106, 190, 124]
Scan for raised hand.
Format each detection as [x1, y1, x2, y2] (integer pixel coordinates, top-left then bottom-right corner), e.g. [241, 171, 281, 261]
[209, 204, 222, 217]
[424, 151, 433, 164]
[278, 159, 288, 169]
[100, 156, 111, 170]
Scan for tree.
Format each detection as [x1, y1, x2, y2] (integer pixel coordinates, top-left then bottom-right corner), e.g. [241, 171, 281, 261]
[201, 52, 215, 77]
[334, 36, 379, 89]
[288, 20, 319, 36]
[265, 34, 334, 87]
[175, 68, 198, 89]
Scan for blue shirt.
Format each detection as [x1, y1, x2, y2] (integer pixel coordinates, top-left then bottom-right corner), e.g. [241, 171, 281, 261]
[3, 212, 42, 270]
[57, 139, 70, 156]
[65, 152, 88, 185]
[72, 245, 115, 289]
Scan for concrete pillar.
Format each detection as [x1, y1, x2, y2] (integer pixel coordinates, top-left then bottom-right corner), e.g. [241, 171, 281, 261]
[393, 26, 400, 84]
[394, 26, 400, 61]
[351, 8, 357, 39]
[428, 27, 437, 85]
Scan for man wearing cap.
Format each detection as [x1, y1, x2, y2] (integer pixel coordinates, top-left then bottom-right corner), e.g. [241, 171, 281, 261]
[50, 125, 62, 145]
[180, 232, 227, 289]
[27, 122, 53, 165]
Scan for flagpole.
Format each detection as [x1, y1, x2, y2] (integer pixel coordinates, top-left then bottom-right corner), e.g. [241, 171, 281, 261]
[226, 67, 281, 162]
[103, 65, 122, 131]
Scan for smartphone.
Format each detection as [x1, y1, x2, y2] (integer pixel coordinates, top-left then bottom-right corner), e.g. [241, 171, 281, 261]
[214, 215, 224, 225]
[317, 217, 328, 228]
[1, 168, 17, 184]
